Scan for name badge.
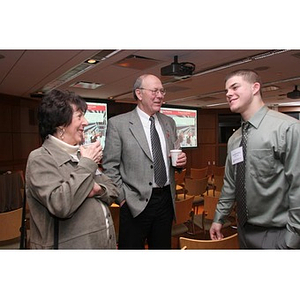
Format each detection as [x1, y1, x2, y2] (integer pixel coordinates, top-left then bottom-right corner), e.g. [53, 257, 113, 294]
[231, 146, 244, 165]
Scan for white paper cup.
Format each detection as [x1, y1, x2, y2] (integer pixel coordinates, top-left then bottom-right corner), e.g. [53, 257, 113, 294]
[170, 149, 182, 166]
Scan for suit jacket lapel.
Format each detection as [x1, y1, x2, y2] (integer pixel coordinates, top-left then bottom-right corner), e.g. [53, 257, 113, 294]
[129, 109, 152, 161]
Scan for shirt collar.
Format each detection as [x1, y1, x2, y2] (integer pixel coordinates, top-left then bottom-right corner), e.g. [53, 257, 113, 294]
[136, 106, 157, 125]
[243, 105, 269, 129]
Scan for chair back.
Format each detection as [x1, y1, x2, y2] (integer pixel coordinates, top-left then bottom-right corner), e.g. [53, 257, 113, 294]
[179, 233, 239, 249]
[190, 167, 208, 179]
[212, 166, 225, 176]
[203, 194, 219, 220]
[175, 169, 186, 185]
[174, 195, 195, 224]
[213, 175, 224, 193]
[193, 194, 232, 234]
[185, 177, 208, 197]
[0, 208, 22, 242]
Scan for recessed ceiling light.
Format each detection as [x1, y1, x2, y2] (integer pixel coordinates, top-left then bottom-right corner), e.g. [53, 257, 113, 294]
[261, 85, 279, 92]
[40, 50, 121, 92]
[70, 81, 103, 89]
[85, 59, 99, 64]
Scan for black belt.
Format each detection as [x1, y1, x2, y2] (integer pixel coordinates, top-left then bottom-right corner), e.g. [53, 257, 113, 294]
[244, 222, 285, 231]
[152, 185, 170, 192]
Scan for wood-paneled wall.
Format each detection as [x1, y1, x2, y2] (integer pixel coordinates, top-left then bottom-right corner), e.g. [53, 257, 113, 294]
[183, 108, 232, 176]
[0, 94, 40, 173]
[2, 93, 298, 177]
[0, 93, 231, 175]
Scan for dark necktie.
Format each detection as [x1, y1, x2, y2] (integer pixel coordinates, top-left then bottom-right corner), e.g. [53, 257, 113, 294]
[235, 122, 250, 226]
[149, 116, 167, 188]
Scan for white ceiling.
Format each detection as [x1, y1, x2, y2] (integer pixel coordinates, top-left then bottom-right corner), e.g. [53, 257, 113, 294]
[1, 49, 300, 109]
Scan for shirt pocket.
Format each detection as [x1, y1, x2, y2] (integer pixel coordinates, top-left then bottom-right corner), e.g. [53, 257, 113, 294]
[249, 149, 275, 178]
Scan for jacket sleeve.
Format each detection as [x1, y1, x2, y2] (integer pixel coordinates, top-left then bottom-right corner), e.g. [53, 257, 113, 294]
[26, 151, 102, 219]
[94, 171, 120, 206]
[102, 118, 125, 204]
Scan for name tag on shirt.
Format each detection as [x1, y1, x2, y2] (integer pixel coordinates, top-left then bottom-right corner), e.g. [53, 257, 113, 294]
[231, 146, 244, 165]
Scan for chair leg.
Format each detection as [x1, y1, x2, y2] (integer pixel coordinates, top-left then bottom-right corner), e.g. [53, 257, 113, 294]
[193, 205, 198, 215]
[187, 210, 195, 235]
[202, 211, 207, 235]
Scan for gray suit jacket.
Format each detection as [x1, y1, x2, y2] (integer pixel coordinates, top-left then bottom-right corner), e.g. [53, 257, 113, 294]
[102, 107, 178, 217]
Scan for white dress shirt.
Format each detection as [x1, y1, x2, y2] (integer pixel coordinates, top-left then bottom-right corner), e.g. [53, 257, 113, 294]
[136, 107, 170, 187]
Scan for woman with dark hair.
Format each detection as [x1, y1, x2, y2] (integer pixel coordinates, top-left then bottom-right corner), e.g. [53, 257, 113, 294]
[25, 89, 119, 249]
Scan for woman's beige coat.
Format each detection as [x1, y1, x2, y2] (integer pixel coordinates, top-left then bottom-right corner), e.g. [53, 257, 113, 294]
[25, 137, 119, 249]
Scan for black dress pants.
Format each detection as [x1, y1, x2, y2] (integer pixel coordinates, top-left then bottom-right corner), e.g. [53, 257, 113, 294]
[118, 185, 174, 249]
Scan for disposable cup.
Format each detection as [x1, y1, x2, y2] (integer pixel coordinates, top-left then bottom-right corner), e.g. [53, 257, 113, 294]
[170, 149, 182, 167]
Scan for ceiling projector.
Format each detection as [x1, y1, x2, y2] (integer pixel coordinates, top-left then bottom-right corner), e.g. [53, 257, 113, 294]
[287, 85, 300, 99]
[161, 55, 195, 77]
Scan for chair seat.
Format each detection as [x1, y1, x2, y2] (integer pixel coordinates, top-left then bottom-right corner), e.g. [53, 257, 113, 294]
[192, 196, 204, 206]
[177, 194, 204, 215]
[176, 194, 203, 202]
[172, 223, 189, 236]
[176, 184, 185, 195]
[193, 214, 231, 231]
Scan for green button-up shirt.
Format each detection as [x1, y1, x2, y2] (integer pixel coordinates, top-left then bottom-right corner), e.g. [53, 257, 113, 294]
[214, 105, 300, 248]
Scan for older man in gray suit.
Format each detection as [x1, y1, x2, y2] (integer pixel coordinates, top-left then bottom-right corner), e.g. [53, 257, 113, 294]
[102, 74, 187, 249]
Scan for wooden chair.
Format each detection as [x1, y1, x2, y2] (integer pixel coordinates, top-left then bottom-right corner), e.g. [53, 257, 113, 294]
[172, 195, 195, 248]
[110, 203, 120, 242]
[179, 233, 239, 249]
[211, 166, 225, 177]
[20, 188, 30, 249]
[190, 167, 208, 179]
[193, 194, 231, 235]
[175, 168, 186, 198]
[207, 189, 221, 198]
[213, 175, 224, 196]
[180, 177, 209, 214]
[0, 207, 22, 249]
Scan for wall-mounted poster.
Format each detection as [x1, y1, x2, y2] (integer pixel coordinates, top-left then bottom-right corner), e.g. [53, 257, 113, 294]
[83, 102, 107, 148]
[160, 107, 197, 148]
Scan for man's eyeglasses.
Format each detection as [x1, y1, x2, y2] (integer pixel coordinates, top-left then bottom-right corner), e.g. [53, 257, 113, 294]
[139, 88, 166, 96]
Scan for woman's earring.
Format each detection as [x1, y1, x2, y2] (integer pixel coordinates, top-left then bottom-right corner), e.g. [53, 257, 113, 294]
[59, 128, 65, 140]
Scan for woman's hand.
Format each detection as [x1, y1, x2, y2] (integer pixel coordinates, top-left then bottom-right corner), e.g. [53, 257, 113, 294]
[87, 182, 104, 198]
[79, 141, 103, 164]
